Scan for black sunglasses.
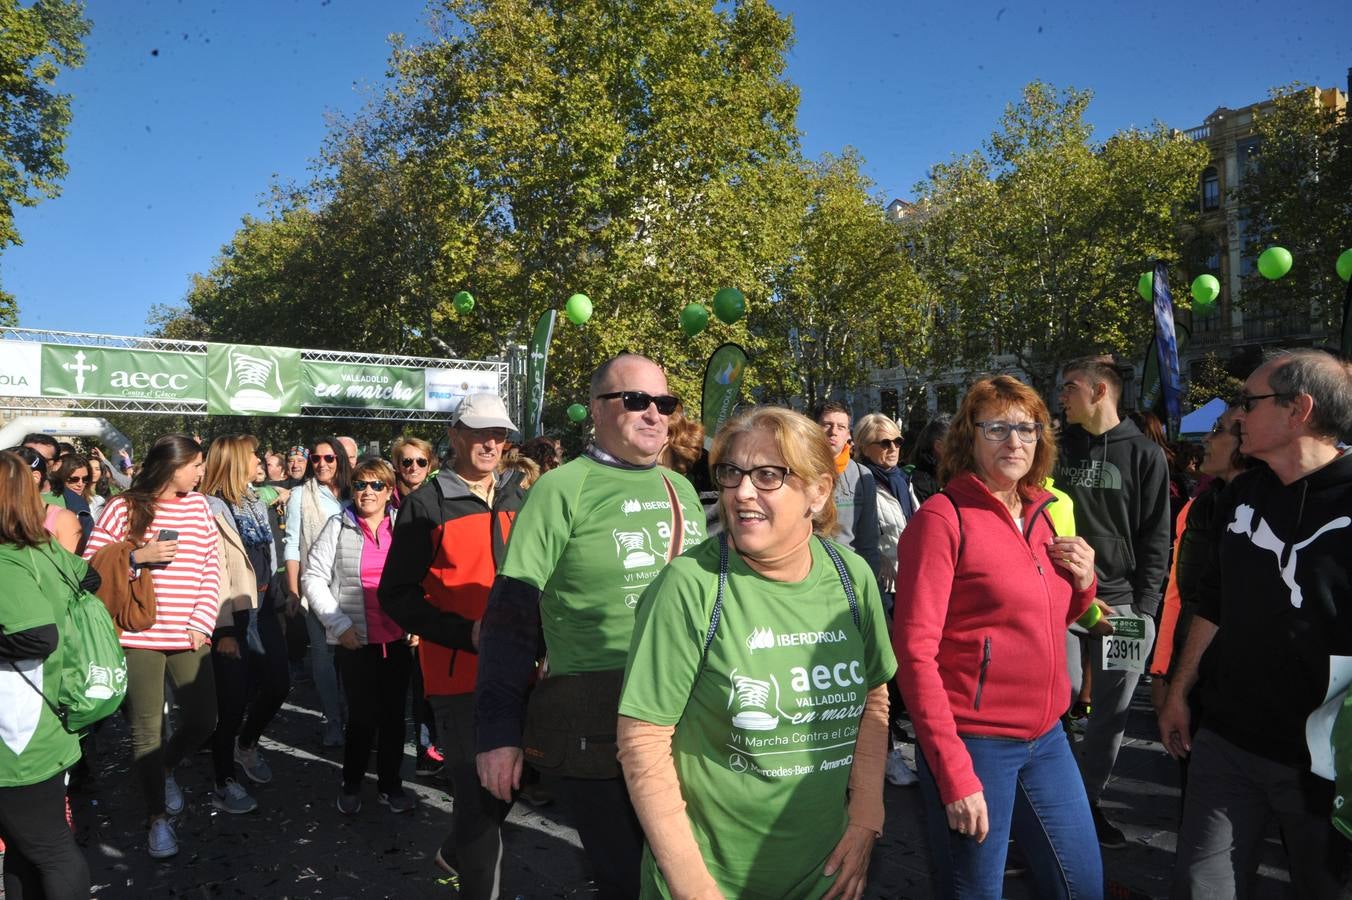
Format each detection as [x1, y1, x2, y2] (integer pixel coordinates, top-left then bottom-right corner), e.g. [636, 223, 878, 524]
[351, 480, 388, 492]
[312, 453, 337, 464]
[872, 438, 903, 450]
[595, 391, 681, 415]
[399, 457, 429, 469]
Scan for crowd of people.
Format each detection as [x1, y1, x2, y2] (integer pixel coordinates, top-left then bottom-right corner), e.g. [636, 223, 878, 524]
[0, 346, 1349, 899]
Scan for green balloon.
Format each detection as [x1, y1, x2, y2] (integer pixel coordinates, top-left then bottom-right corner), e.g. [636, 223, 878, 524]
[453, 290, 475, 313]
[680, 303, 709, 337]
[712, 287, 746, 324]
[565, 293, 593, 325]
[566, 403, 588, 423]
[1336, 248, 1352, 283]
[1190, 274, 1220, 304]
[1136, 271, 1153, 302]
[1257, 246, 1292, 280]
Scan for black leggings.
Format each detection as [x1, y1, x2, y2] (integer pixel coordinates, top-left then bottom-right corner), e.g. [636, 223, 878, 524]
[554, 776, 644, 900]
[335, 641, 412, 793]
[210, 607, 292, 785]
[0, 770, 90, 900]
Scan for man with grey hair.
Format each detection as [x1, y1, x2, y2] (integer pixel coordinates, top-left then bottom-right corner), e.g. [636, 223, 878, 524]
[336, 436, 358, 469]
[1160, 348, 1352, 897]
[474, 353, 706, 899]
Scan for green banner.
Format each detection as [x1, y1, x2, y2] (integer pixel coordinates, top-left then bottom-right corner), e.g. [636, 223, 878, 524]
[206, 343, 302, 416]
[302, 361, 425, 410]
[700, 343, 748, 439]
[524, 310, 557, 439]
[41, 345, 205, 402]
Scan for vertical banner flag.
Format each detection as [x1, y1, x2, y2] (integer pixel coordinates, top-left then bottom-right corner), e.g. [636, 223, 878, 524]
[524, 309, 557, 439]
[206, 343, 302, 416]
[1341, 275, 1351, 358]
[1150, 262, 1183, 436]
[700, 343, 748, 443]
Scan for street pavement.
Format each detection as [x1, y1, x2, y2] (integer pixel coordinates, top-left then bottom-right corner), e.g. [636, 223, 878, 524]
[7, 677, 1306, 898]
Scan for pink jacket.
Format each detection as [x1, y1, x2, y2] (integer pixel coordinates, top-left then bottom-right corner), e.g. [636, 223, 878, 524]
[893, 472, 1095, 805]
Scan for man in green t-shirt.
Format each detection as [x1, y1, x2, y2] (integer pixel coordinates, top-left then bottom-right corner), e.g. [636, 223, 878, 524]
[475, 353, 706, 899]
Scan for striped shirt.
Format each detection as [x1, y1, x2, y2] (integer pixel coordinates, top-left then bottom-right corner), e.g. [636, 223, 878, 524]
[83, 493, 221, 650]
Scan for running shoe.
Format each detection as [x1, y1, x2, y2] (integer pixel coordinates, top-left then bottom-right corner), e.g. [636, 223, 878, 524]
[378, 789, 417, 814]
[415, 745, 444, 777]
[885, 748, 919, 786]
[212, 779, 259, 815]
[235, 740, 274, 784]
[148, 819, 178, 859]
[164, 772, 185, 816]
[434, 839, 462, 891]
[336, 789, 362, 816]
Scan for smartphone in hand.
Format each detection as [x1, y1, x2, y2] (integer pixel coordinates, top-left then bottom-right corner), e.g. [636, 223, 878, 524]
[157, 529, 179, 542]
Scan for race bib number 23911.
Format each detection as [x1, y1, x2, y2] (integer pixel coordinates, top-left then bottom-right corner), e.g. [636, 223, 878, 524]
[1102, 614, 1146, 673]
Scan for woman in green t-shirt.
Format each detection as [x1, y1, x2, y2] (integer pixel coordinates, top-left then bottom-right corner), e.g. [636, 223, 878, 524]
[619, 407, 896, 900]
[0, 450, 92, 898]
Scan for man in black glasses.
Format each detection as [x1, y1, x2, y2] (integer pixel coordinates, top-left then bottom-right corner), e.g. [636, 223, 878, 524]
[1161, 348, 1352, 897]
[1054, 357, 1171, 849]
[379, 393, 526, 897]
[473, 353, 706, 899]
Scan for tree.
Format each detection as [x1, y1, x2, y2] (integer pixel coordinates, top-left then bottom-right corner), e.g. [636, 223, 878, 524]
[1183, 351, 1243, 411]
[0, 0, 89, 250]
[756, 149, 926, 409]
[175, 0, 806, 414]
[909, 82, 1210, 392]
[1235, 84, 1352, 339]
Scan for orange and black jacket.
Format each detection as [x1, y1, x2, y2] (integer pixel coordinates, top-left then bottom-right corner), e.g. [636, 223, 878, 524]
[378, 468, 524, 697]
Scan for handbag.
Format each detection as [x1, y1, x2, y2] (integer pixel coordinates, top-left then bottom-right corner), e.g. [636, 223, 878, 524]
[521, 475, 688, 780]
[7, 548, 129, 734]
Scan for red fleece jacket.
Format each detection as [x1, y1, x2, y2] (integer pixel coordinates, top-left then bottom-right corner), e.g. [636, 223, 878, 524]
[893, 473, 1095, 805]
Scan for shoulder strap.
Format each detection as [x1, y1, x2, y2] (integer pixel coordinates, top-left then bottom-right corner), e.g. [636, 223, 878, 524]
[817, 537, 862, 632]
[939, 489, 964, 563]
[660, 474, 685, 564]
[701, 533, 862, 658]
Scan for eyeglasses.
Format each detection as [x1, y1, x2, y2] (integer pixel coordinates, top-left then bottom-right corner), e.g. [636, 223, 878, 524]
[595, 391, 681, 415]
[399, 457, 429, 469]
[872, 438, 902, 451]
[351, 480, 388, 492]
[64, 475, 88, 485]
[312, 454, 337, 464]
[1235, 392, 1289, 413]
[713, 463, 792, 491]
[974, 421, 1043, 443]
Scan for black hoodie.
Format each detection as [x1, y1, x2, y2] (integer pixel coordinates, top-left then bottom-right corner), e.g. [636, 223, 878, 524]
[1055, 418, 1171, 615]
[1196, 451, 1352, 767]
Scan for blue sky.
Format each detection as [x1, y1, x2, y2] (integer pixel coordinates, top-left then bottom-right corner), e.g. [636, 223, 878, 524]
[6, 0, 1349, 336]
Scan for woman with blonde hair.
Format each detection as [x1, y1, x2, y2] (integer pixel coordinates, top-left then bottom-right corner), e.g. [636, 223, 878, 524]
[894, 376, 1102, 897]
[201, 435, 288, 813]
[390, 436, 436, 505]
[619, 406, 895, 898]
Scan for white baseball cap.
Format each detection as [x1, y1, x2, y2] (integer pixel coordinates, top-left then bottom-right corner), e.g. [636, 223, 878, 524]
[454, 393, 518, 431]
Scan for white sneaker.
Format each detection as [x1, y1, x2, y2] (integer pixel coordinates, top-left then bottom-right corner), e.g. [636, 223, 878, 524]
[164, 772, 185, 815]
[885, 748, 919, 786]
[148, 818, 178, 859]
[211, 778, 258, 815]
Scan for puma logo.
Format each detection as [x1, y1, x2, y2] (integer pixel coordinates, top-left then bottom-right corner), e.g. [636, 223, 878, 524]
[1227, 504, 1351, 608]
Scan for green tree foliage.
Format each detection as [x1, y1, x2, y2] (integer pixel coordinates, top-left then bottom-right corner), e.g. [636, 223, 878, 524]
[909, 82, 1210, 391]
[757, 149, 926, 409]
[1235, 84, 1352, 338]
[0, 0, 89, 249]
[1184, 351, 1243, 411]
[178, 0, 809, 418]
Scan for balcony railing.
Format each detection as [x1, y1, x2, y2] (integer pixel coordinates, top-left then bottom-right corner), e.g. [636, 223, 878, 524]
[1183, 125, 1211, 141]
[1242, 312, 1311, 342]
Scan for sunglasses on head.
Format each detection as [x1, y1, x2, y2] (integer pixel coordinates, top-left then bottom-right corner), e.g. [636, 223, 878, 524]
[312, 454, 337, 464]
[399, 457, 429, 469]
[595, 391, 681, 415]
[352, 480, 388, 492]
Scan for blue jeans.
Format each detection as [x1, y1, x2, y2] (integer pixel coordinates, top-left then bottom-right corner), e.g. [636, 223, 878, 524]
[916, 724, 1104, 899]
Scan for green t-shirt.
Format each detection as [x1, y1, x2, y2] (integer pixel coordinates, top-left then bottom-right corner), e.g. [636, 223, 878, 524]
[499, 456, 706, 674]
[0, 540, 84, 787]
[40, 491, 65, 509]
[620, 537, 898, 900]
